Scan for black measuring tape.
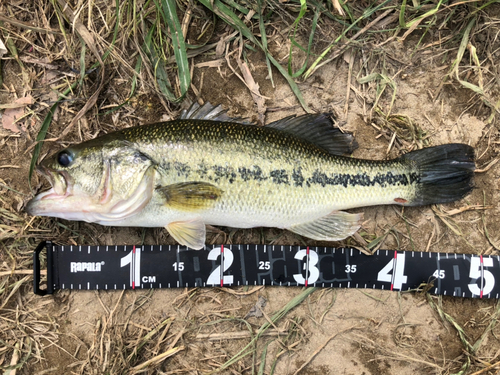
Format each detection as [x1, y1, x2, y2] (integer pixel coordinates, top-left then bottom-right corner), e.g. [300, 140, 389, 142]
[33, 241, 499, 299]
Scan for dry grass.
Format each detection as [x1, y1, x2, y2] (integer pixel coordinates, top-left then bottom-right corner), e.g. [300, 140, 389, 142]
[0, 0, 500, 374]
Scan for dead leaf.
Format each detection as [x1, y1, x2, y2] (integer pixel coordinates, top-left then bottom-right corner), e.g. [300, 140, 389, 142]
[246, 296, 267, 318]
[237, 60, 267, 125]
[0, 38, 7, 59]
[2, 96, 33, 133]
[215, 37, 226, 57]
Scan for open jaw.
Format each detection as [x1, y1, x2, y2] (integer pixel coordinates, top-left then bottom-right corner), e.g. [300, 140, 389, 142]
[24, 166, 77, 217]
[37, 166, 72, 200]
[25, 164, 156, 225]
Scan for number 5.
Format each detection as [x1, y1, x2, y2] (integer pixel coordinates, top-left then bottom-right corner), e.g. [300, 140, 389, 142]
[468, 257, 495, 296]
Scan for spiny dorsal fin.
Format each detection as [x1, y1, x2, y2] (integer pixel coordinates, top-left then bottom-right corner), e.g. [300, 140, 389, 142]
[266, 113, 357, 155]
[179, 102, 249, 124]
[157, 181, 223, 211]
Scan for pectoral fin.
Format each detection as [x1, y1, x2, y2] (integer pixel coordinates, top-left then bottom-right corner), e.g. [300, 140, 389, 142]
[287, 211, 362, 241]
[158, 182, 223, 211]
[166, 219, 206, 250]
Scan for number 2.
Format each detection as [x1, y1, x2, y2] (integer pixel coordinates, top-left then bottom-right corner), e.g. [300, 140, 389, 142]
[206, 247, 234, 285]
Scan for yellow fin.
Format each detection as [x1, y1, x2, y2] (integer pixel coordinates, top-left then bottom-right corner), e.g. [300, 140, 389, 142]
[166, 219, 206, 250]
[287, 211, 363, 241]
[158, 182, 223, 211]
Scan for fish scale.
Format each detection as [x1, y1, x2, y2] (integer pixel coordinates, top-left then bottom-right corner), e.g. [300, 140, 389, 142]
[126, 120, 416, 218]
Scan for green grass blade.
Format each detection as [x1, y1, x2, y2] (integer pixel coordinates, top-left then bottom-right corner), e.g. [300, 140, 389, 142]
[458, 80, 484, 95]
[287, 0, 307, 76]
[5, 37, 22, 69]
[223, 0, 258, 18]
[218, 287, 317, 372]
[159, 0, 190, 97]
[257, 340, 271, 375]
[399, 0, 407, 28]
[198, 0, 311, 112]
[257, 0, 274, 87]
[28, 82, 79, 188]
[304, 0, 392, 79]
[101, 54, 143, 115]
[406, 0, 443, 29]
[451, 17, 476, 77]
[78, 40, 86, 88]
[288, 6, 319, 78]
[142, 19, 178, 102]
[99, 0, 121, 64]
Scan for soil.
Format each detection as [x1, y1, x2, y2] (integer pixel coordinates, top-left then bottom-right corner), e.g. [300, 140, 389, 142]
[1, 2, 500, 374]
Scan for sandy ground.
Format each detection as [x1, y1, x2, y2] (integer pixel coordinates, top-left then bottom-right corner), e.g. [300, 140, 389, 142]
[1, 2, 500, 374]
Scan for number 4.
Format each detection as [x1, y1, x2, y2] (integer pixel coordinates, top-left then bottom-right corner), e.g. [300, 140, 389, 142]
[377, 253, 408, 290]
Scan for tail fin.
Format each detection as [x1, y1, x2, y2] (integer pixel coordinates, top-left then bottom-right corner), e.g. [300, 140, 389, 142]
[401, 144, 475, 206]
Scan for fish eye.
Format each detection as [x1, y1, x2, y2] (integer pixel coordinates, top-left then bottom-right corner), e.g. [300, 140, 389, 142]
[57, 150, 73, 167]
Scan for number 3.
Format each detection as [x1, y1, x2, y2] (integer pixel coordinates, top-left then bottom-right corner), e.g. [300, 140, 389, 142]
[293, 249, 319, 285]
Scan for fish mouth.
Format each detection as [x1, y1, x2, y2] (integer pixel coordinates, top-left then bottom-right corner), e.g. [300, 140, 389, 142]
[36, 164, 73, 199]
[25, 166, 73, 215]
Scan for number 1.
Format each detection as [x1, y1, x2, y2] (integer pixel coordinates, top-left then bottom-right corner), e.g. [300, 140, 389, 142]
[120, 247, 141, 288]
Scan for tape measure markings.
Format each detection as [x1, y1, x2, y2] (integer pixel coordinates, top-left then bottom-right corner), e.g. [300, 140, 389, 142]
[32, 241, 500, 298]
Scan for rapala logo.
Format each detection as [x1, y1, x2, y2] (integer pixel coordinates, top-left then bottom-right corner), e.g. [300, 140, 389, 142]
[70, 261, 104, 273]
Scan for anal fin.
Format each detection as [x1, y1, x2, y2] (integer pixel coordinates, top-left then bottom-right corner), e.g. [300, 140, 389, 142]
[287, 211, 362, 241]
[166, 219, 206, 250]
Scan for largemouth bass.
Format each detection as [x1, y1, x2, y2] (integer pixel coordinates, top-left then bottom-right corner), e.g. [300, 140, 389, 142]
[26, 103, 475, 249]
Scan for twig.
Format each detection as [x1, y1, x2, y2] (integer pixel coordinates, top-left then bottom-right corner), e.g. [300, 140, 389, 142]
[468, 359, 500, 375]
[196, 329, 286, 341]
[129, 346, 184, 371]
[0, 14, 63, 35]
[0, 270, 45, 276]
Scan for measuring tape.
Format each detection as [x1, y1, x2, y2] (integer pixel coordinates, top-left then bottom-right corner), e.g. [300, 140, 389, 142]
[33, 241, 499, 299]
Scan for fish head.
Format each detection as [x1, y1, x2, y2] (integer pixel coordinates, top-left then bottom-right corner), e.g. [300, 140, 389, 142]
[26, 137, 156, 224]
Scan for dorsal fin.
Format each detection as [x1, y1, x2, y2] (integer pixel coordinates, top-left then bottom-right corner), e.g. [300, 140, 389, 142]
[179, 102, 249, 124]
[266, 113, 357, 155]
